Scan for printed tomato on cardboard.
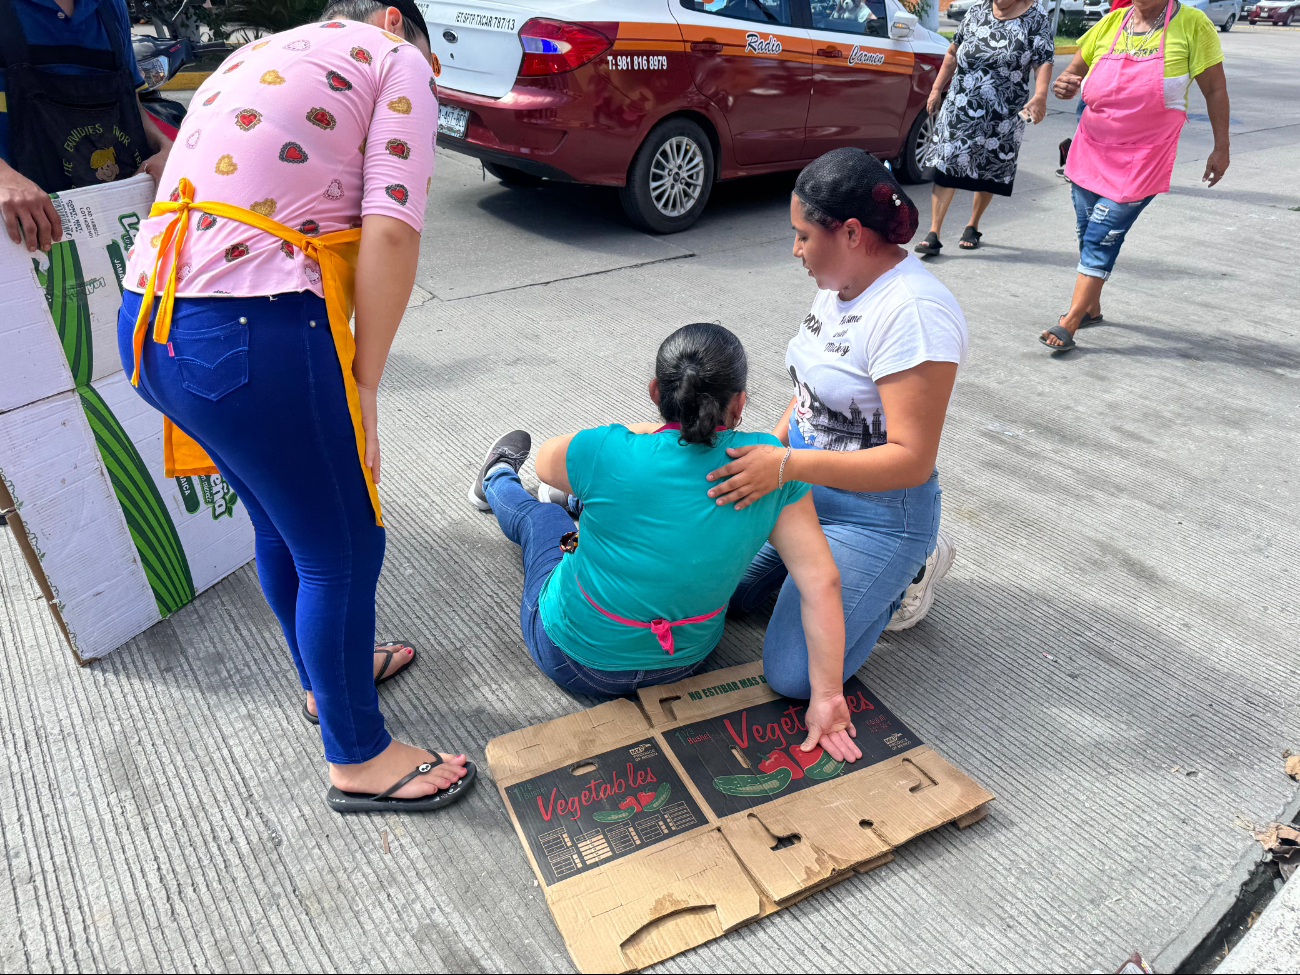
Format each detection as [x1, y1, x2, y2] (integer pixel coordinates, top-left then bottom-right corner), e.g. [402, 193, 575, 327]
[642, 782, 671, 812]
[758, 748, 803, 779]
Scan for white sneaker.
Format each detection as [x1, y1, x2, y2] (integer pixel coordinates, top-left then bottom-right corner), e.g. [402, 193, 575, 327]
[536, 481, 581, 517]
[885, 530, 956, 632]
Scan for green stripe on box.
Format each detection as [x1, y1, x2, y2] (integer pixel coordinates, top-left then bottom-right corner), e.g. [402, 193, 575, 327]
[78, 385, 195, 616]
[45, 241, 93, 386]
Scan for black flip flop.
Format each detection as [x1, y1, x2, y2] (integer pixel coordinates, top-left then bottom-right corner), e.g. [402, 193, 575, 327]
[959, 225, 982, 249]
[302, 640, 419, 726]
[326, 758, 478, 814]
[913, 231, 941, 256]
[374, 640, 418, 686]
[1040, 324, 1077, 352]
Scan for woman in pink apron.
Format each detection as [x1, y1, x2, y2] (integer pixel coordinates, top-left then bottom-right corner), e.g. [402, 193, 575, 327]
[1040, 0, 1230, 352]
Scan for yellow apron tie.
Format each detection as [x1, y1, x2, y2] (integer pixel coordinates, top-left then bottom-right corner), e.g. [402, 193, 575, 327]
[132, 178, 380, 525]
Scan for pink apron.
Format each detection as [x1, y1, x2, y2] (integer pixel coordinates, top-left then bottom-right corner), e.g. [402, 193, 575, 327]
[1065, 0, 1186, 203]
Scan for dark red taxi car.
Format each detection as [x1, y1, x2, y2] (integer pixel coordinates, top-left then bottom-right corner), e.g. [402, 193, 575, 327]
[416, 0, 947, 232]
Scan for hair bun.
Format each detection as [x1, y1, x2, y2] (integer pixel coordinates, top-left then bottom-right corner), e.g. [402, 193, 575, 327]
[794, 147, 919, 246]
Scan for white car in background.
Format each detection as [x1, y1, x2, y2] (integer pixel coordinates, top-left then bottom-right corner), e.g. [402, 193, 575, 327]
[1082, 0, 1110, 25]
[1084, 0, 1241, 28]
[1198, 0, 1243, 29]
[950, 0, 1084, 19]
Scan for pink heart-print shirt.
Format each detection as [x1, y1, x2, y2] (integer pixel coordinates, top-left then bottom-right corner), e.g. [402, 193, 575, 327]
[123, 19, 437, 298]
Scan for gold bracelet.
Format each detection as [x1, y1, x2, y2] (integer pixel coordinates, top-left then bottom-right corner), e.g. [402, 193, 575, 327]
[777, 446, 792, 489]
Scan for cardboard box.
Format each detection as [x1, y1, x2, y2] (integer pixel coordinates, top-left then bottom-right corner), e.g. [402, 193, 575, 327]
[0, 176, 254, 662]
[486, 662, 995, 973]
[0, 175, 152, 413]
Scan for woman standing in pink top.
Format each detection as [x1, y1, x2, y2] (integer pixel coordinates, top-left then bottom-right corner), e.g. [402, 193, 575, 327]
[1040, 0, 1231, 352]
[115, 3, 475, 814]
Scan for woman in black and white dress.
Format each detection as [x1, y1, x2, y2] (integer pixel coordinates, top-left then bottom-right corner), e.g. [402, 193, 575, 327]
[916, 0, 1055, 254]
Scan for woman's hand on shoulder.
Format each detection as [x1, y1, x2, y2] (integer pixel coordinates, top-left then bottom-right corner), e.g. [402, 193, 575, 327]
[706, 442, 786, 510]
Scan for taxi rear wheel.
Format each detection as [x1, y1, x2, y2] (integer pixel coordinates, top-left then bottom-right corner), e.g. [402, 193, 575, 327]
[620, 119, 715, 234]
[895, 109, 934, 185]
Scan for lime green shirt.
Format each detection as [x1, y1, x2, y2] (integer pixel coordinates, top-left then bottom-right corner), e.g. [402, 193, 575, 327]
[1079, 4, 1224, 110]
[538, 425, 810, 671]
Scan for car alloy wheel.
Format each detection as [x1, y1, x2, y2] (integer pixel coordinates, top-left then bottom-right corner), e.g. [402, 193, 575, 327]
[912, 113, 935, 177]
[648, 136, 706, 218]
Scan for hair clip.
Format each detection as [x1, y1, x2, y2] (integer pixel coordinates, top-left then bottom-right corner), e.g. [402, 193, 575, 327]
[892, 193, 901, 206]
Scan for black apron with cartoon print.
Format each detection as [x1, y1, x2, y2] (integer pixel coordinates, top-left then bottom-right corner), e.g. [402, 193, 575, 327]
[0, 0, 150, 192]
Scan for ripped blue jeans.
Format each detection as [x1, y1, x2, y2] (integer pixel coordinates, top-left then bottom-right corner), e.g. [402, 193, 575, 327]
[1072, 183, 1155, 280]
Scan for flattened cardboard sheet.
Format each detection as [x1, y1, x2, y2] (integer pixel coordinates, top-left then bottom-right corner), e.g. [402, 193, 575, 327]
[504, 737, 707, 886]
[662, 676, 920, 820]
[642, 665, 996, 906]
[488, 665, 994, 973]
[487, 699, 765, 974]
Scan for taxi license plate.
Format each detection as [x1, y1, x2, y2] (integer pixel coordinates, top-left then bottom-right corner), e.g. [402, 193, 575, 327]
[437, 104, 469, 139]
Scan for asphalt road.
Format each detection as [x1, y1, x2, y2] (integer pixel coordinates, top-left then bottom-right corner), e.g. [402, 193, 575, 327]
[3, 27, 1298, 975]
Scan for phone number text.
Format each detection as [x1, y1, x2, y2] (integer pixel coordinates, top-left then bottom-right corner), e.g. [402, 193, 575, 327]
[606, 54, 668, 70]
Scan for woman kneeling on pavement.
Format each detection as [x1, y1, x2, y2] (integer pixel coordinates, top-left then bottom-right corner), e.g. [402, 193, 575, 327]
[713, 150, 968, 694]
[470, 323, 862, 762]
[1041, 0, 1230, 352]
[117, 3, 475, 814]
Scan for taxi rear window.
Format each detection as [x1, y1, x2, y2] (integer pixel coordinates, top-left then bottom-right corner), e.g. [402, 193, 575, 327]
[680, 0, 796, 26]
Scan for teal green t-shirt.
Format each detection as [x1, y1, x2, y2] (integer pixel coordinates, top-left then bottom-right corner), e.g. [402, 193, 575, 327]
[538, 425, 810, 671]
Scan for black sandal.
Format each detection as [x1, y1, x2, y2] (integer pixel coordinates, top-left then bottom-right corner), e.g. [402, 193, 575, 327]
[374, 640, 418, 686]
[1064, 311, 1104, 328]
[959, 225, 982, 249]
[914, 231, 941, 256]
[1039, 324, 1076, 352]
[302, 640, 419, 726]
[327, 757, 478, 814]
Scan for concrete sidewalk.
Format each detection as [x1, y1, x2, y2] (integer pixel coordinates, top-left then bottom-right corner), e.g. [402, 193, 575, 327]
[2, 34, 1298, 974]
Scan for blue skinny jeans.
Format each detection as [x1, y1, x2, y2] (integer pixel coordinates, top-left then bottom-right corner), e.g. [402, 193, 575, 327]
[730, 474, 941, 699]
[118, 290, 389, 765]
[483, 466, 705, 697]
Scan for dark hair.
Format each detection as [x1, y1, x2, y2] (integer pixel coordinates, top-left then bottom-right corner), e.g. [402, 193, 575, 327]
[320, 0, 430, 46]
[793, 147, 919, 245]
[655, 323, 747, 447]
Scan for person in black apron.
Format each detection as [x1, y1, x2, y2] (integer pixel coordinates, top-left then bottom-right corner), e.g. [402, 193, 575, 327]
[0, 0, 169, 252]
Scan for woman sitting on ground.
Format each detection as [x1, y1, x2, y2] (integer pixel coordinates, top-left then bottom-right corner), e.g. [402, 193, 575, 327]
[469, 323, 861, 761]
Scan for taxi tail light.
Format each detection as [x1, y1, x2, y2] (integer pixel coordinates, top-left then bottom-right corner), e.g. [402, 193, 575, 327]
[518, 18, 612, 76]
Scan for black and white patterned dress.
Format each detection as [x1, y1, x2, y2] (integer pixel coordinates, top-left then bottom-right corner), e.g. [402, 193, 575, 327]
[922, 0, 1055, 196]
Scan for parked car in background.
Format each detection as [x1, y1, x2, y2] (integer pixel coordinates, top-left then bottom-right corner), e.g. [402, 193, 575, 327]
[418, 0, 951, 233]
[954, 0, 1085, 20]
[1193, 0, 1243, 29]
[1248, 0, 1300, 23]
[945, 0, 979, 20]
[1083, 0, 1239, 28]
[1082, 0, 1111, 26]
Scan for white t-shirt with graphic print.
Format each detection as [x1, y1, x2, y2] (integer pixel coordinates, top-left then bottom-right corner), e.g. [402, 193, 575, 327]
[785, 254, 968, 452]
